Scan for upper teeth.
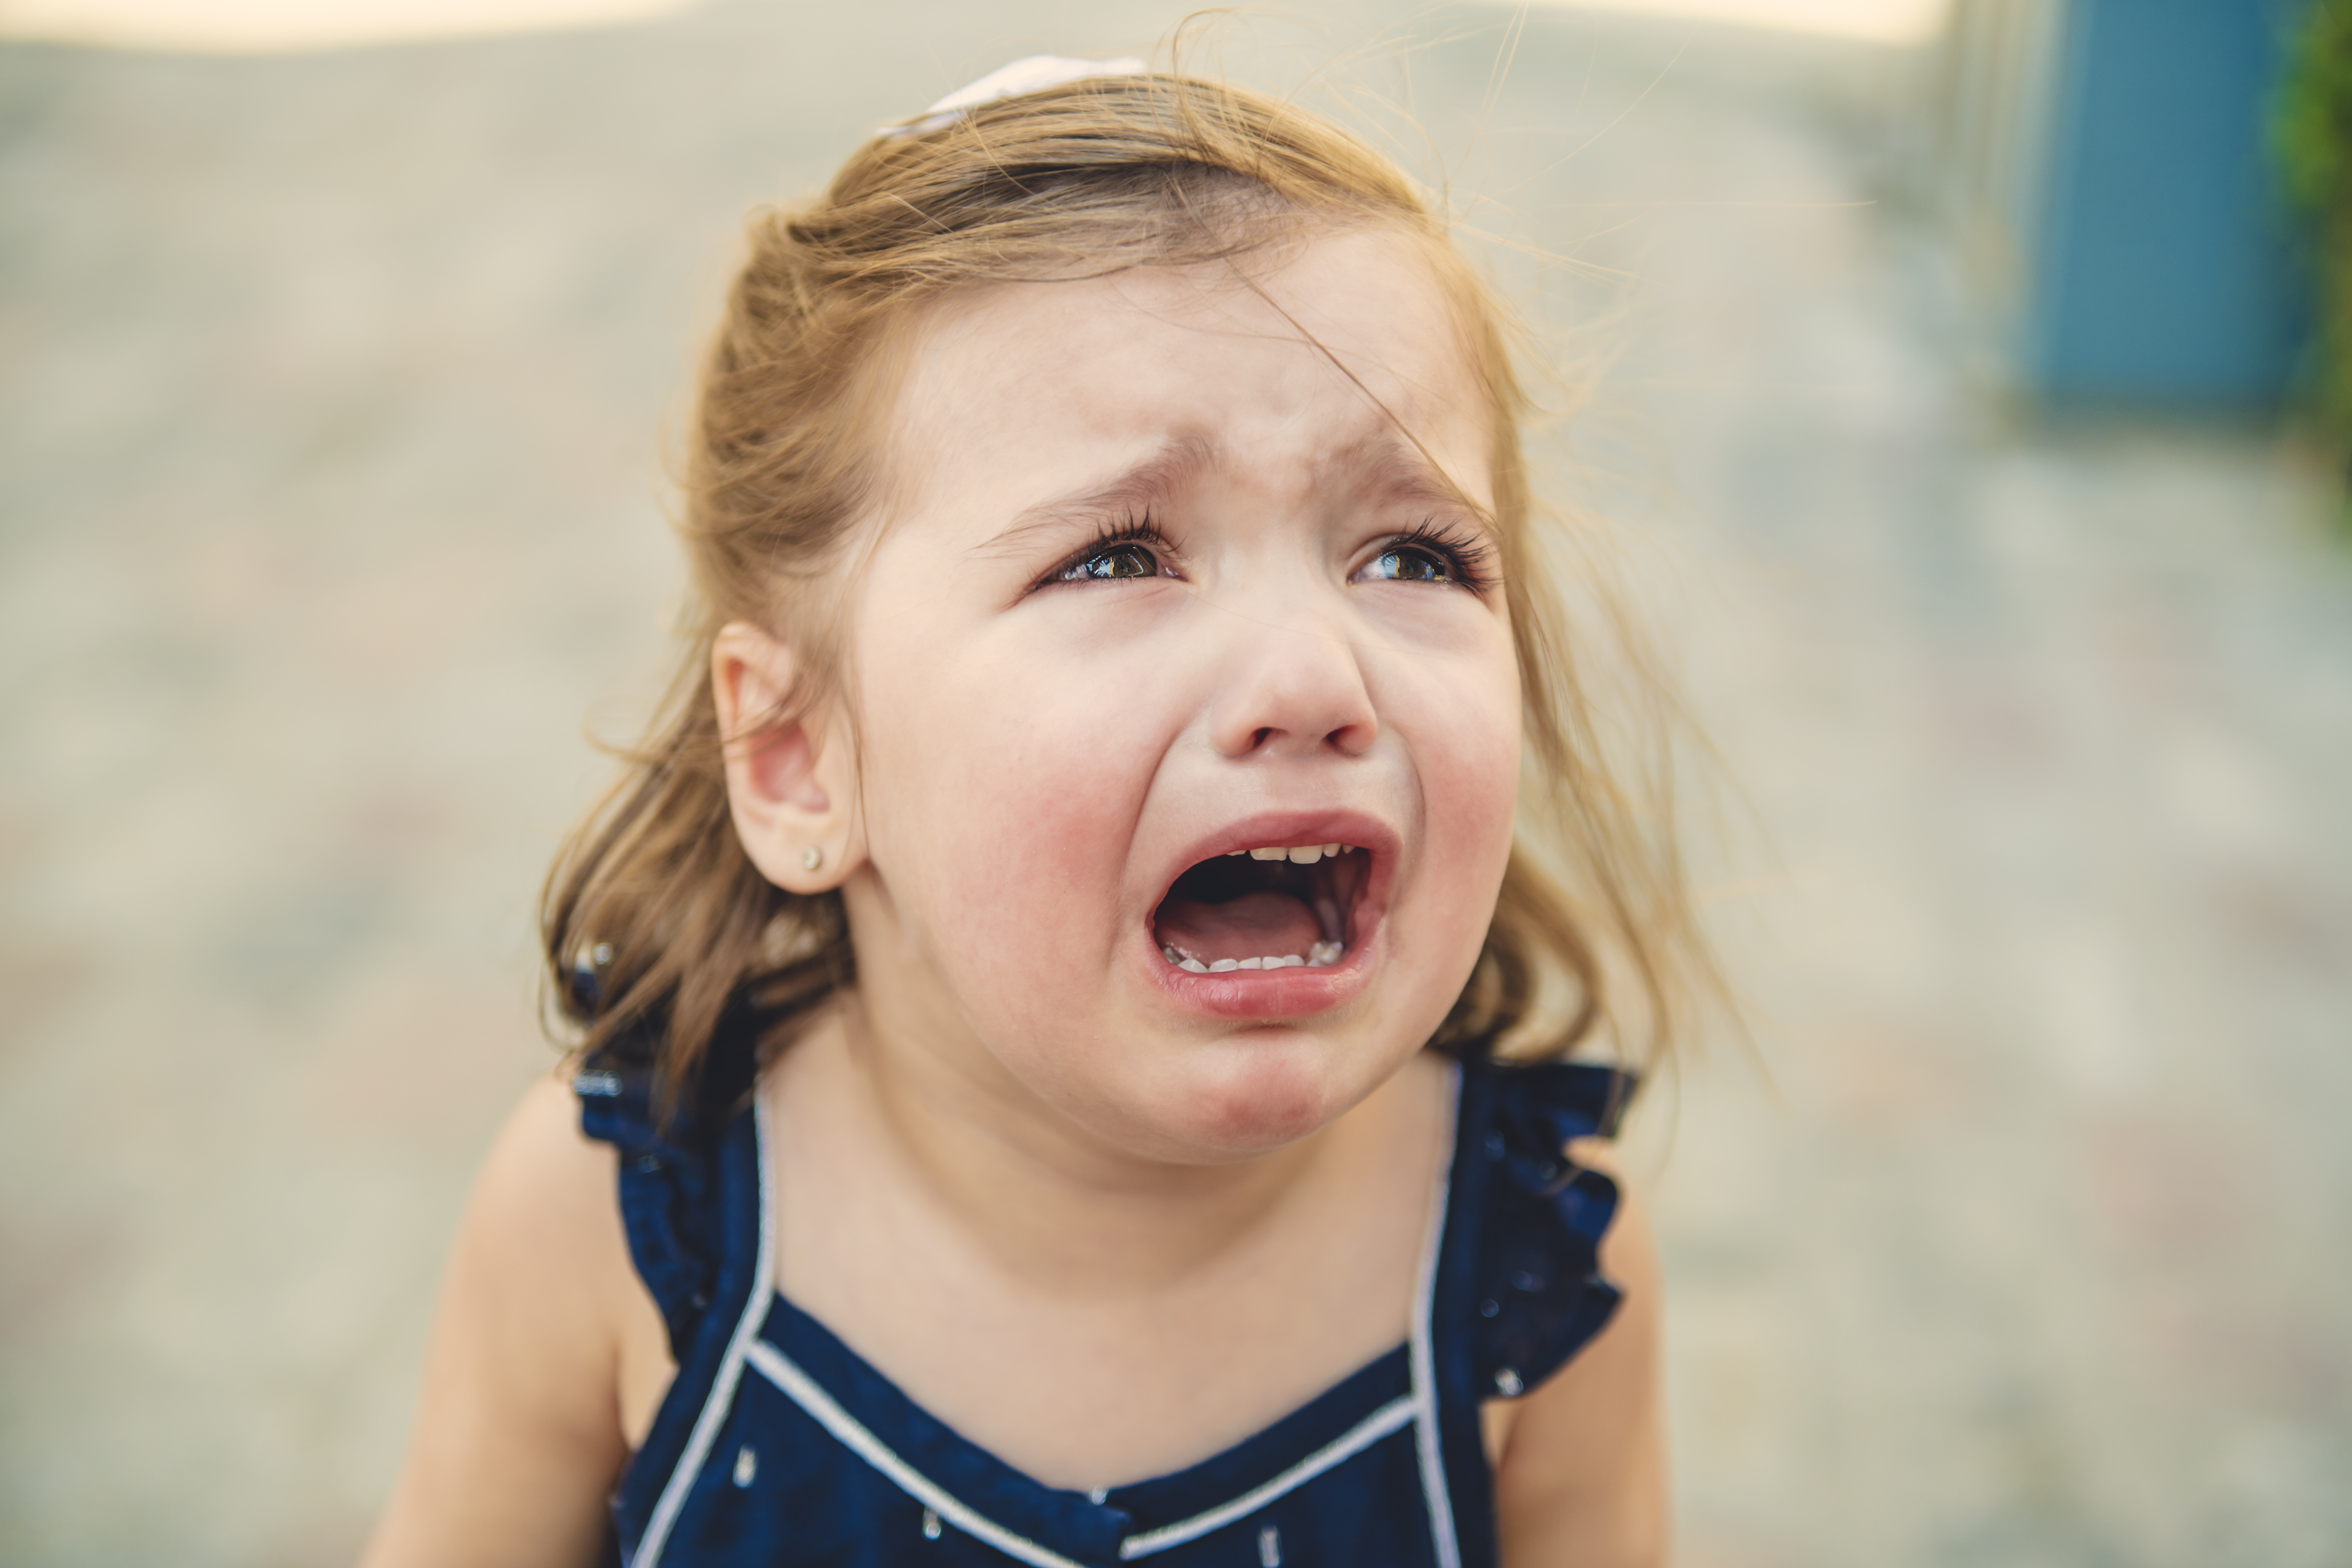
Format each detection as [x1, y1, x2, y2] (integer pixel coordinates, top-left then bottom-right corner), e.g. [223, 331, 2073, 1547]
[1228, 843, 1353, 863]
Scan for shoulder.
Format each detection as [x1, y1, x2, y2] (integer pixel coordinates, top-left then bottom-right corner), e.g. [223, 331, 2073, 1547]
[477, 1070, 626, 1243]
[361, 1071, 668, 1568]
[454, 1071, 652, 1353]
[468, 1071, 675, 1440]
[425, 1068, 654, 1421]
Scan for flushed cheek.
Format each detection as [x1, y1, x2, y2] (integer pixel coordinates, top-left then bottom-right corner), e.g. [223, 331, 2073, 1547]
[1402, 708, 1521, 964]
[1428, 712, 1519, 856]
[874, 676, 1157, 1004]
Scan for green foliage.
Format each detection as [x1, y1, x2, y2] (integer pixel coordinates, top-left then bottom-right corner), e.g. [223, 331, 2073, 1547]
[2277, 0, 2352, 458]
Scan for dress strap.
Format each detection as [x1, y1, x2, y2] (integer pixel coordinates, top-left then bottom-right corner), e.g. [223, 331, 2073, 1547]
[573, 1004, 773, 1566]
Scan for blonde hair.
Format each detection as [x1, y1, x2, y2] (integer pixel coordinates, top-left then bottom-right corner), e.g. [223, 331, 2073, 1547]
[543, 68, 1714, 1110]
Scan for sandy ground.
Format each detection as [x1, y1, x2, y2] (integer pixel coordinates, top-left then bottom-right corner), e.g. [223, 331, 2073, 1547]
[2, 3, 2347, 1563]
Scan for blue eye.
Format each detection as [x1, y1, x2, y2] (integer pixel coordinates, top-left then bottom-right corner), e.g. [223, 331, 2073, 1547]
[1058, 541, 1159, 581]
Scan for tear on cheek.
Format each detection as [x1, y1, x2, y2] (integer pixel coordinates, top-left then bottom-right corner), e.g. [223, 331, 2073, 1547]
[1149, 848, 1366, 974]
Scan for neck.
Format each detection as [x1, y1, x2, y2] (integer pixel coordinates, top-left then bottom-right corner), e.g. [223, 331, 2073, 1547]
[774, 993, 1438, 1302]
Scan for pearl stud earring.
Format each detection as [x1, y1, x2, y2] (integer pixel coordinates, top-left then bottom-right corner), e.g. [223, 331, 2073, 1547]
[801, 845, 824, 872]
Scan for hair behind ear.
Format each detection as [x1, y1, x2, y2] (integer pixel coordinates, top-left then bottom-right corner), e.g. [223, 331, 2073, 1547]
[542, 642, 855, 1123]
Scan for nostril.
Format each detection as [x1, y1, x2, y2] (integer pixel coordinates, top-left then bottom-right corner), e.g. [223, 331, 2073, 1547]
[1251, 727, 1274, 749]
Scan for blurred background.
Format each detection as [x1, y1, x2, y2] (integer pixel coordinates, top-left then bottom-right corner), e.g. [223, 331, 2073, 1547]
[2, 0, 2348, 1562]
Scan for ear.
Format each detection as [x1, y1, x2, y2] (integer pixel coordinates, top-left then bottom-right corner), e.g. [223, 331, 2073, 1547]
[712, 621, 864, 894]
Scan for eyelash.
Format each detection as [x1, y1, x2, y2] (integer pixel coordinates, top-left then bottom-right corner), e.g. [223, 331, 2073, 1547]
[1041, 514, 1176, 586]
[1375, 519, 1496, 595]
[1038, 513, 1497, 593]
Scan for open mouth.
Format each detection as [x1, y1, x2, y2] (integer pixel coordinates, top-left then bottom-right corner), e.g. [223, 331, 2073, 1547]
[1150, 843, 1369, 974]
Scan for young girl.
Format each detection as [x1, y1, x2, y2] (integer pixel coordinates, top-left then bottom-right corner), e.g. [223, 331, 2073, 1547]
[363, 55, 1709, 1568]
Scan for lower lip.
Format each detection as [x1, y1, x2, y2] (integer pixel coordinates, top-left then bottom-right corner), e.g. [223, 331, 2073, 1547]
[1142, 931, 1378, 1020]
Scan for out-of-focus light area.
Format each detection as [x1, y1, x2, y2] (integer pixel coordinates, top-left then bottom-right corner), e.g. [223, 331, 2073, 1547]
[0, 0, 693, 51]
[1537, 0, 1949, 45]
[0, 0, 1951, 52]
[2, 1, 2347, 1564]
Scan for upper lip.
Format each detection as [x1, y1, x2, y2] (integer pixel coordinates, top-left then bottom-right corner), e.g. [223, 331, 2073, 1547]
[1147, 807, 1402, 925]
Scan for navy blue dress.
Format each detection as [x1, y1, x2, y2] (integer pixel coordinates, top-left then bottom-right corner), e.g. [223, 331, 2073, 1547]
[577, 1042, 1632, 1568]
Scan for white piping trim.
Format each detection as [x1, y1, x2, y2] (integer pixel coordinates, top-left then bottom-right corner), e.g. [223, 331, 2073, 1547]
[643, 1066, 1465, 1567]
[744, 1340, 1095, 1568]
[633, 1095, 779, 1568]
[1408, 1063, 1464, 1568]
[1115, 1394, 1418, 1559]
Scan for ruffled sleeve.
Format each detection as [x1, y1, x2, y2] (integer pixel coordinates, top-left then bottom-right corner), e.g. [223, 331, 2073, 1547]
[571, 983, 771, 1361]
[574, 1062, 729, 1360]
[1463, 1060, 1637, 1400]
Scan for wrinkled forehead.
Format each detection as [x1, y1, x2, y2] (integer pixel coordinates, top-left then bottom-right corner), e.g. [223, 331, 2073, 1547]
[879, 225, 1498, 531]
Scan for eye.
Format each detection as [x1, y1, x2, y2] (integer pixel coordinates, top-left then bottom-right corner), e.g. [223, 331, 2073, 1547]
[1040, 516, 1176, 588]
[1359, 543, 1456, 584]
[1353, 522, 1494, 594]
[1057, 540, 1161, 582]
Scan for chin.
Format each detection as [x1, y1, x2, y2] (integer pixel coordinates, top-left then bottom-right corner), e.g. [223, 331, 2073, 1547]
[1132, 1029, 1374, 1160]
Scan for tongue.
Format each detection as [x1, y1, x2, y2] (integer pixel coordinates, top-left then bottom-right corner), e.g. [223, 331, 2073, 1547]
[1154, 890, 1323, 965]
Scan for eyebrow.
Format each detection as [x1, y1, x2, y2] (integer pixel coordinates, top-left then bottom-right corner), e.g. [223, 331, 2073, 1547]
[973, 435, 1216, 560]
[970, 425, 1487, 562]
[1336, 430, 1488, 524]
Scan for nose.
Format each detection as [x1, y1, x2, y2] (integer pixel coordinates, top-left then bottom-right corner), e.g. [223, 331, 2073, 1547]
[1205, 598, 1380, 761]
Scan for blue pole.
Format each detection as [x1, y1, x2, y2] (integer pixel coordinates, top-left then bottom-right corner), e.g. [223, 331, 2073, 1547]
[2028, 0, 2312, 409]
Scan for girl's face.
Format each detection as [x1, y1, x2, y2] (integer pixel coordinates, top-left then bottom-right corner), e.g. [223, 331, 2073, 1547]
[839, 226, 1521, 1162]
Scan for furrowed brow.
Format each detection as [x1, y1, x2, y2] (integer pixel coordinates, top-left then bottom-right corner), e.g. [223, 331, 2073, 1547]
[1343, 431, 1491, 526]
[973, 435, 1214, 559]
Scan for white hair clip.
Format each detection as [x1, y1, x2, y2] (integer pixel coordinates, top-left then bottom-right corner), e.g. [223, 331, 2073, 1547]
[878, 54, 1149, 140]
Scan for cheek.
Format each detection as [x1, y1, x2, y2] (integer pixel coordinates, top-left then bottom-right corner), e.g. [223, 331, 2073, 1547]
[863, 645, 1163, 987]
[1428, 730, 1519, 858]
[1397, 647, 1523, 953]
[1435, 672, 1521, 837]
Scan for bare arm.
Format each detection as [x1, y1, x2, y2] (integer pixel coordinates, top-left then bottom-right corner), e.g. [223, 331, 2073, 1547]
[1488, 1148, 1670, 1568]
[361, 1073, 670, 1568]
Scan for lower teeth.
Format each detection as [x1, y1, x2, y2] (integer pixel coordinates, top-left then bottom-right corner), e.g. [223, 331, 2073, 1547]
[1160, 942, 1344, 972]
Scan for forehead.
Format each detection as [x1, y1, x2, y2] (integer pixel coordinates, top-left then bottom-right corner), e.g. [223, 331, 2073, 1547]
[885, 226, 1495, 522]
